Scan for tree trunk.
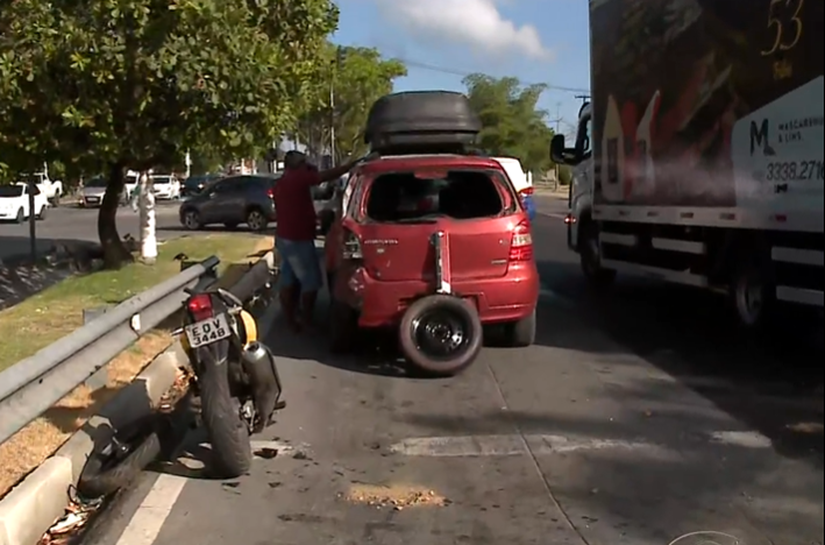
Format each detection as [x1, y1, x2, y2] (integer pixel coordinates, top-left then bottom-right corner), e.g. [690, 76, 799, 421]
[98, 163, 133, 269]
[138, 171, 157, 264]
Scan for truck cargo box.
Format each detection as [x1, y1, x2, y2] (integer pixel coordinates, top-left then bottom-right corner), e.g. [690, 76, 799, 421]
[365, 91, 481, 154]
[589, 0, 823, 230]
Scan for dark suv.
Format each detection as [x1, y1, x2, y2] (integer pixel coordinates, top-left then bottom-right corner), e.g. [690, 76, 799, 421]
[178, 174, 278, 231]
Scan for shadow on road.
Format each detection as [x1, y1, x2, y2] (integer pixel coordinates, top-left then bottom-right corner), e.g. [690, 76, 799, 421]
[534, 256, 824, 469]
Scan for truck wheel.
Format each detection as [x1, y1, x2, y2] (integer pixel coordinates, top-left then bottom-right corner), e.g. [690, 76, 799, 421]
[50, 194, 60, 207]
[37, 206, 46, 220]
[14, 208, 24, 224]
[730, 259, 775, 331]
[399, 295, 482, 377]
[502, 308, 536, 347]
[580, 220, 616, 289]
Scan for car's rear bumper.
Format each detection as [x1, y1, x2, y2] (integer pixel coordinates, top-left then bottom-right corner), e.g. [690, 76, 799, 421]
[334, 262, 540, 328]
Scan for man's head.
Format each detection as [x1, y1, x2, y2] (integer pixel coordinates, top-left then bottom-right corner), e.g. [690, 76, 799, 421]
[284, 151, 316, 172]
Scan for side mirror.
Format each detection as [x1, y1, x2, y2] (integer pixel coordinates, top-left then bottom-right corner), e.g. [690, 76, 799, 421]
[550, 134, 579, 166]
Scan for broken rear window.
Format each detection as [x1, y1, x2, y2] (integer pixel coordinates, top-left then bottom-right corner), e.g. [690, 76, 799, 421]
[366, 169, 506, 222]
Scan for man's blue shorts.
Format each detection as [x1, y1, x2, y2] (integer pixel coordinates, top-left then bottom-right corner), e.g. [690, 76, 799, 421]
[275, 238, 322, 293]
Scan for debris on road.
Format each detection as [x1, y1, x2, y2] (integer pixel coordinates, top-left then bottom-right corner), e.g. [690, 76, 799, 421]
[343, 483, 449, 510]
[158, 366, 193, 413]
[37, 487, 103, 545]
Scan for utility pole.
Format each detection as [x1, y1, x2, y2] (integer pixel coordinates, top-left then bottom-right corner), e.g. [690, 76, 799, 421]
[330, 46, 344, 167]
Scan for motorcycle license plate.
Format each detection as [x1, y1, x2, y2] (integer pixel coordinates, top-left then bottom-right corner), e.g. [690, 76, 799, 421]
[185, 313, 231, 348]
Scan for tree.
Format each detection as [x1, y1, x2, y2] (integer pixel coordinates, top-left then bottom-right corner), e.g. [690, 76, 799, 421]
[295, 44, 407, 163]
[0, 0, 338, 267]
[462, 74, 554, 174]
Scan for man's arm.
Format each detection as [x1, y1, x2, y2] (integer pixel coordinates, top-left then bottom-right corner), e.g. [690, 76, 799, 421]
[318, 160, 359, 183]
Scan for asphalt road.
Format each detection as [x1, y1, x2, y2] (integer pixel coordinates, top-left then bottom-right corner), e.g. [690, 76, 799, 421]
[0, 202, 188, 261]
[80, 195, 823, 545]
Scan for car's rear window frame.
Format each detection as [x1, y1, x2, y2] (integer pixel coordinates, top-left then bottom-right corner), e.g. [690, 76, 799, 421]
[357, 167, 519, 223]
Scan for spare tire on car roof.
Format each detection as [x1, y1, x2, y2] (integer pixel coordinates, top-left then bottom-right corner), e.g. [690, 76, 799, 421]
[365, 91, 481, 154]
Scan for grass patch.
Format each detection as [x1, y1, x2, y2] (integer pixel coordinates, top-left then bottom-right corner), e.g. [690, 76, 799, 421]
[0, 233, 273, 497]
[0, 233, 271, 372]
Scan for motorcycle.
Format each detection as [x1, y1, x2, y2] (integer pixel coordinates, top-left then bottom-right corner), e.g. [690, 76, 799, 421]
[76, 285, 283, 498]
[179, 286, 285, 477]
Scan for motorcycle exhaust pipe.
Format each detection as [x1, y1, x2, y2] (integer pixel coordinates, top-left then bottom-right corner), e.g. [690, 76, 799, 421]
[240, 342, 285, 432]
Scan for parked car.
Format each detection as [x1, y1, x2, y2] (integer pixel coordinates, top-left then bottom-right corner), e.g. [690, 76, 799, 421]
[182, 174, 220, 199]
[80, 176, 108, 207]
[178, 174, 278, 231]
[324, 153, 540, 351]
[0, 183, 48, 222]
[151, 174, 181, 200]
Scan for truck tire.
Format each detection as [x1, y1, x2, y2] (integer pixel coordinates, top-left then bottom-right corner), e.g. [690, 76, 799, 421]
[14, 208, 24, 223]
[579, 219, 616, 289]
[502, 308, 536, 347]
[50, 194, 60, 207]
[399, 295, 482, 377]
[198, 352, 252, 478]
[729, 258, 775, 331]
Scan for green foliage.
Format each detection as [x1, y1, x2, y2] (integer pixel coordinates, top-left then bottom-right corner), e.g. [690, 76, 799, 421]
[462, 74, 554, 174]
[0, 0, 340, 176]
[295, 43, 407, 163]
[558, 165, 573, 185]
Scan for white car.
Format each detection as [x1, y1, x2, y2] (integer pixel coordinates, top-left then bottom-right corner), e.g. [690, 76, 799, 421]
[80, 177, 108, 207]
[0, 183, 49, 222]
[151, 174, 181, 200]
[493, 157, 536, 222]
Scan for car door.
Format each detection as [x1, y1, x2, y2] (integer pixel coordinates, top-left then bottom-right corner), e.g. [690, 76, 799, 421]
[198, 179, 233, 223]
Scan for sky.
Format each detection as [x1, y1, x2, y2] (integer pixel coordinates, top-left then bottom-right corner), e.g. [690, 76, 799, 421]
[334, 0, 591, 138]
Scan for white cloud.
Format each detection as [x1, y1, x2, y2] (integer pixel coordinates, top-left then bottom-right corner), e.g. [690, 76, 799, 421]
[375, 0, 553, 60]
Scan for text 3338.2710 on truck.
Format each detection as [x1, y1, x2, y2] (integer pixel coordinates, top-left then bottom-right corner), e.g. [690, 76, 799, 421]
[553, 0, 823, 330]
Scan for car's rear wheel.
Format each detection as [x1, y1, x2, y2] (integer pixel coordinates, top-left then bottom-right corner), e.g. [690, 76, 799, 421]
[182, 209, 202, 230]
[14, 208, 24, 224]
[502, 308, 536, 347]
[246, 209, 267, 232]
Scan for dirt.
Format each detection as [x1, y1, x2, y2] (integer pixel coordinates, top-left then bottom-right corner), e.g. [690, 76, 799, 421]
[343, 483, 450, 510]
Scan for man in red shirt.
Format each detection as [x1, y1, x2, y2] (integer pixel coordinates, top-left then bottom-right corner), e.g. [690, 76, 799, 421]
[273, 151, 362, 332]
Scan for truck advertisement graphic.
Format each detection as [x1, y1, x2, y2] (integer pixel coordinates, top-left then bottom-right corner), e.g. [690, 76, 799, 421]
[590, 0, 823, 209]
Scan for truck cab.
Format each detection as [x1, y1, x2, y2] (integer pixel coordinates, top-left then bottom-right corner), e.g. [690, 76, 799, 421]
[566, 103, 594, 253]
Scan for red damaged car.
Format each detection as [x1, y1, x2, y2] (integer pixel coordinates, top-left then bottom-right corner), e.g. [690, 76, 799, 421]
[323, 91, 540, 376]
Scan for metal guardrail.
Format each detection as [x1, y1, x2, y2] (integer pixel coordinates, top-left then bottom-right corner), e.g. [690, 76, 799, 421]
[0, 256, 223, 445]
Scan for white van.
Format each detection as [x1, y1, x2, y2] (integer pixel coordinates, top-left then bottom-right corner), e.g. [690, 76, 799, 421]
[493, 157, 535, 222]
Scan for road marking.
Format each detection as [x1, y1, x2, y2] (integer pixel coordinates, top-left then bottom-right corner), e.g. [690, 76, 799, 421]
[389, 434, 677, 460]
[115, 474, 187, 545]
[708, 431, 773, 449]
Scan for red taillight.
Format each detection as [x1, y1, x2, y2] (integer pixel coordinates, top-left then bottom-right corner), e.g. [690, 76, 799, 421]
[187, 293, 213, 321]
[518, 187, 534, 196]
[266, 188, 274, 199]
[342, 229, 363, 260]
[509, 220, 533, 261]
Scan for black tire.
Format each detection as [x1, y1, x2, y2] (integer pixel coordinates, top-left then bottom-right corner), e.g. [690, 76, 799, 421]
[14, 208, 24, 224]
[37, 206, 46, 220]
[330, 294, 359, 354]
[399, 295, 482, 376]
[182, 208, 202, 230]
[77, 416, 162, 498]
[579, 219, 616, 289]
[729, 256, 775, 332]
[246, 208, 268, 232]
[198, 352, 252, 478]
[51, 194, 60, 207]
[502, 308, 536, 347]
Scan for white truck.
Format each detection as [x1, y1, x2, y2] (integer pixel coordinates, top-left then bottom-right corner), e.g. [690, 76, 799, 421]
[552, 0, 823, 329]
[19, 169, 63, 206]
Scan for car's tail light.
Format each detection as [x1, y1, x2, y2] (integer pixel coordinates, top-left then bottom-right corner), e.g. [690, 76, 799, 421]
[266, 188, 274, 199]
[508, 220, 533, 261]
[187, 293, 213, 321]
[342, 229, 363, 260]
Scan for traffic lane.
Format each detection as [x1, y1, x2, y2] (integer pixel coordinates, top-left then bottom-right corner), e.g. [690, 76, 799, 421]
[83, 295, 821, 545]
[0, 202, 188, 259]
[530, 210, 824, 465]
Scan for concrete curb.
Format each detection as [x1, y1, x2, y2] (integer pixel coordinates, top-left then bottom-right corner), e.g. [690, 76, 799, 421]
[0, 251, 275, 545]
